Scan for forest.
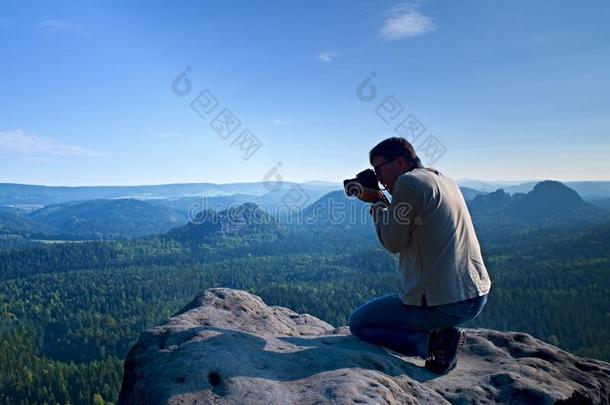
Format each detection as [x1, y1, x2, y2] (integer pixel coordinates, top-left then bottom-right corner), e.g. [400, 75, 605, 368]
[0, 208, 609, 404]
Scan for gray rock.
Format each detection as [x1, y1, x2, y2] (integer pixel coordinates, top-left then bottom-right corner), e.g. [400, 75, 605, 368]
[119, 288, 610, 404]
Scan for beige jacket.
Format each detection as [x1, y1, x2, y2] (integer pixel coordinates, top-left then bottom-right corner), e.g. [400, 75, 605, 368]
[370, 168, 491, 306]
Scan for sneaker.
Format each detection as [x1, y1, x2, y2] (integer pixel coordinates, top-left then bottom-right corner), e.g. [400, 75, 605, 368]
[425, 328, 466, 374]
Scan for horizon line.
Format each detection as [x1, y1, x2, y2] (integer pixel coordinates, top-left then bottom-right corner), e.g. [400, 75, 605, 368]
[1, 177, 610, 188]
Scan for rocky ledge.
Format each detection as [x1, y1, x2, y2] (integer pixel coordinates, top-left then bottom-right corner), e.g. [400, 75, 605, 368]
[119, 288, 609, 404]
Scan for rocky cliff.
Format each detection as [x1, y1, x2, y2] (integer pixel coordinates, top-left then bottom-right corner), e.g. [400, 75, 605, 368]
[119, 288, 609, 404]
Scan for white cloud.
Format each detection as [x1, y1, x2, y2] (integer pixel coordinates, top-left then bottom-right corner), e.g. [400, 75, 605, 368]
[317, 52, 341, 63]
[0, 130, 104, 157]
[272, 119, 284, 125]
[379, 5, 435, 40]
[39, 20, 85, 34]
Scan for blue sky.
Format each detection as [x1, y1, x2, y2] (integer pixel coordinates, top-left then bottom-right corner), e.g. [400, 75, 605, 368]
[1, 0, 609, 186]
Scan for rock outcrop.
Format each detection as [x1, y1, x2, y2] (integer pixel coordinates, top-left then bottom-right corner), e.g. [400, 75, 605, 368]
[119, 288, 610, 404]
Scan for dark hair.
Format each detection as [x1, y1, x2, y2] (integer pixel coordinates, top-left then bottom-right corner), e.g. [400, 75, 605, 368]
[369, 137, 423, 167]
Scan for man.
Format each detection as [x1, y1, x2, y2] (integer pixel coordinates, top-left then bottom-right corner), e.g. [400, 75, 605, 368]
[348, 137, 491, 374]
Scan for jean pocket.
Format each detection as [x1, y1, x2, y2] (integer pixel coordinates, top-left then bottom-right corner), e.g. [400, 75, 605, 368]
[436, 295, 486, 319]
[435, 300, 472, 318]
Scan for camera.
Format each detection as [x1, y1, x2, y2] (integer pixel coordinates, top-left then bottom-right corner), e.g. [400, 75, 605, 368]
[343, 169, 380, 198]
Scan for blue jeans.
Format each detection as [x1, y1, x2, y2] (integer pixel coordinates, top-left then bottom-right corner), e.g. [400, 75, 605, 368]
[348, 293, 487, 358]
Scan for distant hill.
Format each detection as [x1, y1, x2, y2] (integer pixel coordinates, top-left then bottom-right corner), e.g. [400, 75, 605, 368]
[0, 206, 43, 236]
[148, 194, 257, 214]
[4, 179, 609, 207]
[458, 179, 610, 201]
[2, 180, 608, 243]
[459, 186, 486, 201]
[27, 198, 186, 239]
[0, 181, 339, 207]
[146, 186, 341, 217]
[506, 181, 601, 226]
[299, 190, 371, 227]
[252, 187, 343, 215]
[590, 198, 610, 212]
[166, 202, 282, 245]
[468, 189, 514, 214]
[457, 178, 537, 192]
[468, 181, 609, 231]
[561, 181, 610, 200]
[0, 181, 340, 240]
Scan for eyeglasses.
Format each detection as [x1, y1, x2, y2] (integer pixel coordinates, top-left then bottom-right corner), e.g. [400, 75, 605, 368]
[372, 158, 396, 176]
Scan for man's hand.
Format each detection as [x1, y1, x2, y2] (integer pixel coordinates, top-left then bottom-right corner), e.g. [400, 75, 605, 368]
[355, 186, 388, 204]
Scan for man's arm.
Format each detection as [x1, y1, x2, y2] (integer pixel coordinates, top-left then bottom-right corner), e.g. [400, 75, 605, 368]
[370, 177, 423, 253]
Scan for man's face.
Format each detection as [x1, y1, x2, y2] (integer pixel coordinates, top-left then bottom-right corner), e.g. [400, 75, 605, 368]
[371, 155, 412, 194]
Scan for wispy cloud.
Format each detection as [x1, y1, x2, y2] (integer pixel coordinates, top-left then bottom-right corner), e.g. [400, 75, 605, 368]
[379, 4, 435, 40]
[18, 156, 53, 164]
[272, 119, 285, 125]
[317, 51, 341, 63]
[39, 20, 85, 34]
[0, 130, 104, 157]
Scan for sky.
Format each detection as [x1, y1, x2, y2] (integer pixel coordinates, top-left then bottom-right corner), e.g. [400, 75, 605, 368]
[1, 0, 609, 186]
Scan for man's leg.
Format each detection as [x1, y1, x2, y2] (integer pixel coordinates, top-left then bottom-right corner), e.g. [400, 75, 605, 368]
[348, 294, 462, 358]
[425, 294, 488, 373]
[428, 293, 489, 346]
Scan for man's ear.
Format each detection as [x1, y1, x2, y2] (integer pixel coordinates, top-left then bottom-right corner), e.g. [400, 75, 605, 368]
[398, 157, 412, 172]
